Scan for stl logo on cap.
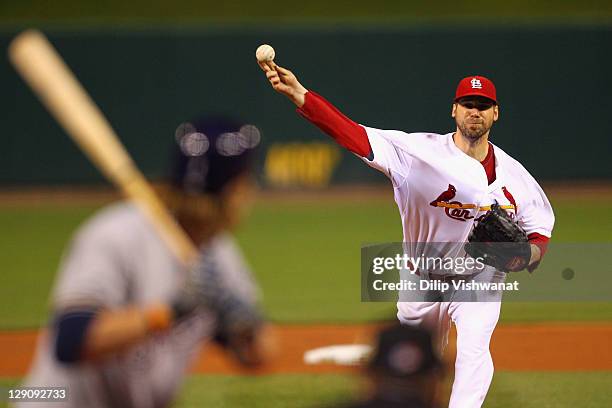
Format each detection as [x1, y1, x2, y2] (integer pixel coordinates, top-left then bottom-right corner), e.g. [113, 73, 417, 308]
[455, 75, 497, 103]
[470, 78, 482, 89]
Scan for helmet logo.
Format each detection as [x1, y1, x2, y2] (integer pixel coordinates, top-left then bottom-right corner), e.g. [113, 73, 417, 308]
[180, 132, 209, 157]
[470, 78, 482, 89]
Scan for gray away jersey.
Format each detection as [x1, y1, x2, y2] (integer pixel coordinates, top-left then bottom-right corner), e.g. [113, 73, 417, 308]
[17, 202, 260, 408]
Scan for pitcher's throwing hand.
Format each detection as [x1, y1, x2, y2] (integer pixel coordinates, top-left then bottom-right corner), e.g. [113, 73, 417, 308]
[257, 49, 307, 107]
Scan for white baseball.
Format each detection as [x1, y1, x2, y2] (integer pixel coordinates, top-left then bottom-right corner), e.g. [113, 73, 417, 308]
[255, 44, 275, 62]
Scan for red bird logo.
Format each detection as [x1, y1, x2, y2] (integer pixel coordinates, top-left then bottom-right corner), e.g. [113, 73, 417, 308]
[430, 184, 456, 207]
[502, 186, 518, 214]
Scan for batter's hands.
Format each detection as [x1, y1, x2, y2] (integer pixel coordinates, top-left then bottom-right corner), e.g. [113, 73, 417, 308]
[258, 61, 308, 107]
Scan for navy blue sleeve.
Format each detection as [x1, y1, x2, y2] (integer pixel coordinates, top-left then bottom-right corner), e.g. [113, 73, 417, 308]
[53, 310, 97, 364]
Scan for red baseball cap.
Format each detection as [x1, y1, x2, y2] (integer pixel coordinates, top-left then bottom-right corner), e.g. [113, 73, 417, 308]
[454, 76, 497, 104]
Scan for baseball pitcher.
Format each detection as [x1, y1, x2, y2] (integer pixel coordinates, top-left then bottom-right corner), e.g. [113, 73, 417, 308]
[258, 61, 554, 408]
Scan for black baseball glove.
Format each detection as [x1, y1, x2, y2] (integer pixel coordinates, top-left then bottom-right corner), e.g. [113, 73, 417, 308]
[465, 202, 531, 272]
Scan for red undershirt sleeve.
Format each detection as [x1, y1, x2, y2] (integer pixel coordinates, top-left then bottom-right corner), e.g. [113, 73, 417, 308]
[526, 232, 550, 272]
[296, 91, 372, 158]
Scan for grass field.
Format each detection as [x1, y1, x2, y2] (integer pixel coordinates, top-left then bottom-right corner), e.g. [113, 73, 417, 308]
[0, 192, 611, 407]
[2, 372, 612, 408]
[1, 196, 612, 328]
[150, 372, 612, 408]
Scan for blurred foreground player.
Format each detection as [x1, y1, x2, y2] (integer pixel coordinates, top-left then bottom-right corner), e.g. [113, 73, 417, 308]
[335, 324, 443, 408]
[18, 117, 269, 408]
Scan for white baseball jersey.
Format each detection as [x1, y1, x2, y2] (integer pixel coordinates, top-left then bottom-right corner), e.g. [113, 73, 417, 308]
[361, 128, 554, 268]
[19, 203, 259, 408]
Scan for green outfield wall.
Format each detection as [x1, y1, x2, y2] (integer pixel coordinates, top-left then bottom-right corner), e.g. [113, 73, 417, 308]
[1, 26, 611, 187]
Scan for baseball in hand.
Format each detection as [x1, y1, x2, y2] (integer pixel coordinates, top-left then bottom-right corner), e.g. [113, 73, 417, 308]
[256, 44, 275, 62]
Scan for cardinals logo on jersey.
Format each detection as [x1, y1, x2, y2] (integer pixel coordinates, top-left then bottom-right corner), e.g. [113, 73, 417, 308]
[502, 186, 518, 214]
[429, 184, 457, 206]
[429, 184, 474, 222]
[474, 186, 518, 222]
[430, 184, 517, 222]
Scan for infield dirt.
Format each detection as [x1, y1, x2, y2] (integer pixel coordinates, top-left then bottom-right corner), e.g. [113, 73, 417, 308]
[1, 323, 610, 377]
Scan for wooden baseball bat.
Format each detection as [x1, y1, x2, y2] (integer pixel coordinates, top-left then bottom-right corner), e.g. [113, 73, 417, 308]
[8, 29, 198, 266]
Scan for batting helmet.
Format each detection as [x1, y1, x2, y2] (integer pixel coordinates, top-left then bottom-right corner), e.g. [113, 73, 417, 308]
[368, 323, 442, 378]
[171, 116, 261, 195]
